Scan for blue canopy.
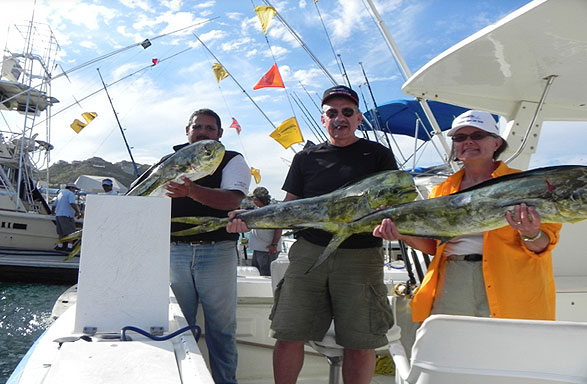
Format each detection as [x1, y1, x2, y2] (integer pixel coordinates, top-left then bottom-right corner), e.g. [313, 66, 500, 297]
[362, 100, 470, 142]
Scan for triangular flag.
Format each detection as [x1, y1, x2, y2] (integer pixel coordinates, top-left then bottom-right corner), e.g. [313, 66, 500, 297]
[269, 117, 304, 149]
[81, 112, 98, 123]
[254, 6, 276, 35]
[70, 119, 87, 134]
[152, 58, 159, 66]
[230, 118, 242, 134]
[250, 167, 261, 184]
[253, 63, 284, 90]
[212, 63, 229, 83]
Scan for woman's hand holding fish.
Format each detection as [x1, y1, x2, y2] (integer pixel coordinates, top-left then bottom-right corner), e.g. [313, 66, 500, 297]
[373, 218, 400, 241]
[226, 210, 251, 233]
[505, 203, 541, 237]
[505, 203, 549, 252]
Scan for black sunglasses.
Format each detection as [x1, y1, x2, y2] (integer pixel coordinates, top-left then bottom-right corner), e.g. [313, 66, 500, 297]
[451, 131, 495, 142]
[323, 107, 356, 119]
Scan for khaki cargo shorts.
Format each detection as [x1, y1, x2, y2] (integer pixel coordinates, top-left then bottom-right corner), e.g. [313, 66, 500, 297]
[270, 237, 393, 349]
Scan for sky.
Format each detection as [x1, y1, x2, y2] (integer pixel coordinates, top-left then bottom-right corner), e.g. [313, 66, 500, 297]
[1, 0, 585, 199]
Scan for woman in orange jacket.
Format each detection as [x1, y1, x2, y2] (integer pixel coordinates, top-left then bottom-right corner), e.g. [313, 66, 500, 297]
[373, 109, 561, 322]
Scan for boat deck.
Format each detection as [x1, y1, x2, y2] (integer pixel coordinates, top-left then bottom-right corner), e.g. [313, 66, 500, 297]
[0, 249, 79, 284]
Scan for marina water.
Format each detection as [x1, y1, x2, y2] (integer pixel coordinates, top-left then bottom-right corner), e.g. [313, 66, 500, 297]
[0, 282, 70, 384]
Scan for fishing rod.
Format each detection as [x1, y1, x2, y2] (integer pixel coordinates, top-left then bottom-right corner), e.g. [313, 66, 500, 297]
[291, 91, 328, 142]
[357, 85, 378, 143]
[359, 61, 393, 149]
[313, 1, 345, 80]
[298, 82, 321, 113]
[261, 0, 337, 85]
[97, 68, 139, 177]
[337, 54, 352, 88]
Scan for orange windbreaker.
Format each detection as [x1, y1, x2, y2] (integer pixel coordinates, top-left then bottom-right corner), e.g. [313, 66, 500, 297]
[410, 162, 562, 322]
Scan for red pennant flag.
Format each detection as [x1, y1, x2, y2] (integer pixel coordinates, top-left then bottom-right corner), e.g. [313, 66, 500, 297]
[230, 118, 242, 134]
[152, 58, 159, 66]
[253, 63, 285, 90]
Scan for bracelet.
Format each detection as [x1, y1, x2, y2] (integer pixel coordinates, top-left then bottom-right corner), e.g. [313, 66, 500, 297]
[270, 243, 277, 246]
[521, 230, 542, 242]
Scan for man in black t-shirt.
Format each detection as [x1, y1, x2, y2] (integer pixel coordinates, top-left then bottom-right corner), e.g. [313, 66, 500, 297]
[228, 85, 397, 384]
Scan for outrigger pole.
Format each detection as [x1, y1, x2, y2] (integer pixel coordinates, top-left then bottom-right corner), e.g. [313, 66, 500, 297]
[363, 0, 458, 172]
[0, 18, 217, 110]
[97, 68, 140, 177]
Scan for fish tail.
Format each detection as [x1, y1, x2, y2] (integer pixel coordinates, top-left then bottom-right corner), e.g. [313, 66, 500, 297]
[305, 225, 352, 274]
[62, 242, 81, 262]
[60, 230, 82, 243]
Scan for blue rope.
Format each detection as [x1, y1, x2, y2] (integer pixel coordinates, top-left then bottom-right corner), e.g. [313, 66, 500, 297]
[121, 325, 201, 342]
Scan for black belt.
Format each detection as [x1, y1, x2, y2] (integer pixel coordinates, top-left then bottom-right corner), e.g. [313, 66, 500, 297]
[446, 254, 483, 262]
[174, 240, 217, 246]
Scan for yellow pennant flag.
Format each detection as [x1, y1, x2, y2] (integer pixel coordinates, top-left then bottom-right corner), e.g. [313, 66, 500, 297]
[270, 117, 304, 149]
[255, 5, 276, 35]
[250, 167, 261, 184]
[70, 119, 87, 134]
[212, 63, 229, 83]
[82, 112, 98, 123]
[70, 112, 98, 134]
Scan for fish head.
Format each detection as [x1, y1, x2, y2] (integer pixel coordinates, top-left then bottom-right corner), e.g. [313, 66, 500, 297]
[549, 166, 587, 222]
[171, 140, 225, 183]
[363, 170, 418, 209]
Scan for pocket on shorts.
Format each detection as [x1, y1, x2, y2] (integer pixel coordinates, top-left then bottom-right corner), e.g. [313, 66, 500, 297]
[369, 284, 394, 334]
[269, 278, 285, 321]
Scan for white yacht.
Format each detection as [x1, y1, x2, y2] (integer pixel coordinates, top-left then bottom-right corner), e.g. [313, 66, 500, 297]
[0, 20, 80, 282]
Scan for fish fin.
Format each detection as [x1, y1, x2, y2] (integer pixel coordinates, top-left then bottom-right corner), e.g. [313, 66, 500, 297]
[171, 216, 212, 225]
[171, 217, 229, 236]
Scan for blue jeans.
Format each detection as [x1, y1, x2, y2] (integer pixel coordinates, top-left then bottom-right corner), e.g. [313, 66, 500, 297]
[170, 241, 238, 384]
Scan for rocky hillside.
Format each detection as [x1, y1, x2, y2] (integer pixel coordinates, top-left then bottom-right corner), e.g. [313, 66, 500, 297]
[41, 157, 151, 188]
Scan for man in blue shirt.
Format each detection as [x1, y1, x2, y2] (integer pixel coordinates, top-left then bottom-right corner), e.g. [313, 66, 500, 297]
[54, 183, 82, 251]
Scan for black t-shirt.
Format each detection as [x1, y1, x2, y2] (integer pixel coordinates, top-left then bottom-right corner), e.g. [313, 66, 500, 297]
[282, 138, 398, 248]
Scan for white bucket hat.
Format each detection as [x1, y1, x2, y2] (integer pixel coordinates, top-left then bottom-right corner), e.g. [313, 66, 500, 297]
[447, 110, 500, 137]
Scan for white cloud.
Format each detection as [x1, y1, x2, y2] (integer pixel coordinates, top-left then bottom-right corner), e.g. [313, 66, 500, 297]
[221, 37, 254, 52]
[263, 45, 289, 59]
[79, 40, 98, 50]
[119, 0, 151, 12]
[200, 29, 227, 43]
[195, 1, 215, 9]
[161, 0, 183, 12]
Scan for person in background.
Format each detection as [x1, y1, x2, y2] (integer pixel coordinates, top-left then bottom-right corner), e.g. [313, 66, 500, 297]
[54, 183, 82, 251]
[228, 85, 398, 384]
[99, 178, 117, 195]
[248, 186, 281, 276]
[163, 108, 250, 384]
[373, 109, 562, 322]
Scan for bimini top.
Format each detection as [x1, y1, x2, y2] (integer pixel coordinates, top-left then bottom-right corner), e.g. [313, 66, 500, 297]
[362, 99, 470, 142]
[402, 0, 587, 122]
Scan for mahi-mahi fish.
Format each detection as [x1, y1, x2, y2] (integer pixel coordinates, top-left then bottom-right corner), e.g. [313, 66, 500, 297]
[170, 169, 418, 236]
[60, 140, 225, 259]
[307, 165, 587, 271]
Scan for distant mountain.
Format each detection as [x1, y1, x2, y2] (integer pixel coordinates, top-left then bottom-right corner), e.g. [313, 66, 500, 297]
[41, 157, 151, 188]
